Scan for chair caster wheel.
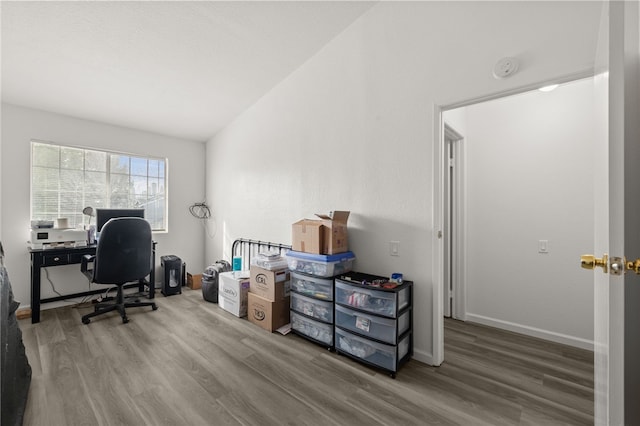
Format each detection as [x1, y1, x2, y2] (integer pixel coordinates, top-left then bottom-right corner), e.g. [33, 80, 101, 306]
[152, 305, 158, 311]
[82, 318, 90, 324]
[122, 317, 129, 324]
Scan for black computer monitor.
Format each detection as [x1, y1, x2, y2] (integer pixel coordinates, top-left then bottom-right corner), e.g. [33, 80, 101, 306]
[95, 208, 145, 232]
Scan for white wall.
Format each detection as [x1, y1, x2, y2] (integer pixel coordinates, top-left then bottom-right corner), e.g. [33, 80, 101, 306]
[443, 107, 467, 137]
[449, 78, 595, 348]
[205, 1, 603, 364]
[1, 103, 207, 309]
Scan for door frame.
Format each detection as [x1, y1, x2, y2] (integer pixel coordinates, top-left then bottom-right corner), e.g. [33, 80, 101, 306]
[443, 123, 466, 320]
[431, 3, 638, 422]
[431, 69, 595, 367]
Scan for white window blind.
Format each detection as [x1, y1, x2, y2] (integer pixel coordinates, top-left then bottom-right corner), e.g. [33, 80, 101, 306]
[31, 141, 167, 231]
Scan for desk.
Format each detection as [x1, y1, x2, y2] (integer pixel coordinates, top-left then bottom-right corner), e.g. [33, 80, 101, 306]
[29, 243, 156, 323]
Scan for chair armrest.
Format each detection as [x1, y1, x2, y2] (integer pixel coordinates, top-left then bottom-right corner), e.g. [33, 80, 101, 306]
[81, 254, 96, 281]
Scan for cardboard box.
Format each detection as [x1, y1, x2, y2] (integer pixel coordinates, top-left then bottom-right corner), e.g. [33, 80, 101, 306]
[247, 292, 291, 332]
[250, 265, 290, 301]
[187, 273, 202, 290]
[318, 211, 350, 254]
[218, 271, 250, 317]
[292, 219, 323, 254]
[292, 211, 350, 255]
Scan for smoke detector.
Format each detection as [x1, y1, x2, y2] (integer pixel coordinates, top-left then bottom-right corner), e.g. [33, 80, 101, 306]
[493, 57, 519, 79]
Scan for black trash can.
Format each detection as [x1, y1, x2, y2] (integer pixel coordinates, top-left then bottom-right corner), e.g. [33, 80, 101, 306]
[161, 255, 184, 296]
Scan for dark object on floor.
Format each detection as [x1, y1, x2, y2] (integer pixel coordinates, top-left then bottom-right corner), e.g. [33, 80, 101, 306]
[1, 243, 32, 426]
[161, 255, 185, 296]
[202, 260, 231, 303]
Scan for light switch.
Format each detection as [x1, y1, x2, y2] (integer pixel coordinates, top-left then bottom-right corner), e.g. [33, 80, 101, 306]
[390, 241, 400, 257]
[538, 240, 549, 253]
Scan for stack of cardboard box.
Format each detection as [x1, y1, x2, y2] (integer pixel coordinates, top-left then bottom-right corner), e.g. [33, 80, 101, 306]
[247, 255, 291, 332]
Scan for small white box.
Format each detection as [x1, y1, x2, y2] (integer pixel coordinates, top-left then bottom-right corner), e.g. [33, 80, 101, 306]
[219, 271, 250, 317]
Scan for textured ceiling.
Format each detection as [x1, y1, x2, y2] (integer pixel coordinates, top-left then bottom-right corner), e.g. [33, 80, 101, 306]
[1, 1, 375, 142]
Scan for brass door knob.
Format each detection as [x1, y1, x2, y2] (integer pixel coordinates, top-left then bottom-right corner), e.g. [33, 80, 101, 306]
[626, 258, 640, 274]
[581, 254, 608, 273]
[581, 254, 640, 275]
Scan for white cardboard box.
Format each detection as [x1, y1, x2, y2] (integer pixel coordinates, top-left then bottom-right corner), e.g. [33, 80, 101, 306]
[219, 271, 250, 317]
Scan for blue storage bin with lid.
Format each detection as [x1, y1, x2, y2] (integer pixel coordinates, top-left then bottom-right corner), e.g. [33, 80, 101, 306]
[285, 250, 355, 278]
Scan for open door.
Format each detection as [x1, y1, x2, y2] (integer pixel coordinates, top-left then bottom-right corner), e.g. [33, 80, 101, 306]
[443, 124, 465, 320]
[584, 1, 640, 424]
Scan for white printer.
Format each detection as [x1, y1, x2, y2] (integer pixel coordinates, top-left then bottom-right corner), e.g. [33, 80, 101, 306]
[29, 228, 88, 250]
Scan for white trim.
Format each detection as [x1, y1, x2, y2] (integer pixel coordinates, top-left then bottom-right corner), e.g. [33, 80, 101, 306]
[465, 313, 595, 351]
[444, 124, 464, 141]
[441, 69, 595, 111]
[412, 348, 436, 366]
[431, 104, 445, 367]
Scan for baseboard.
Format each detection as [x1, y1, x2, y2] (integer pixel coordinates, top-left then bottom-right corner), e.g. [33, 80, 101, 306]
[412, 348, 437, 366]
[465, 313, 594, 351]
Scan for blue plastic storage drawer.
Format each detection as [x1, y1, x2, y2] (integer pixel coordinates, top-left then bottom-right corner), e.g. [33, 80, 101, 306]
[285, 250, 355, 278]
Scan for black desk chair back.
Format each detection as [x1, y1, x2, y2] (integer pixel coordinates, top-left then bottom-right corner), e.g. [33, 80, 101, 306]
[81, 217, 157, 324]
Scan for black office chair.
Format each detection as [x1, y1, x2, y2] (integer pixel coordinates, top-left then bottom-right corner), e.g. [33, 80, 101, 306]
[81, 217, 157, 324]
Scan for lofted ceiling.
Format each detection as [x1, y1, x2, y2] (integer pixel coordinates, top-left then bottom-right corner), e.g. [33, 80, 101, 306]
[1, 1, 375, 142]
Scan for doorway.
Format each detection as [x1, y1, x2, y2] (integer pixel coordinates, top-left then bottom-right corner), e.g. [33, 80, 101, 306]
[437, 76, 598, 365]
[443, 124, 465, 320]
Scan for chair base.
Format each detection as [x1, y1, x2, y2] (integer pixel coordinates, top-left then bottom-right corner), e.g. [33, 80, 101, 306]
[82, 287, 157, 324]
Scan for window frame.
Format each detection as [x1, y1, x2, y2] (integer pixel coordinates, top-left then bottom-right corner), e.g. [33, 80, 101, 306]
[30, 139, 168, 232]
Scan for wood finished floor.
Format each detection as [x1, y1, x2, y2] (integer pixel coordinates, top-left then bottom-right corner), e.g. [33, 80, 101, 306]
[19, 288, 594, 426]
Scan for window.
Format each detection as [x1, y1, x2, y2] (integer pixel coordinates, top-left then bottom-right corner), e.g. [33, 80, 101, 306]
[31, 141, 167, 231]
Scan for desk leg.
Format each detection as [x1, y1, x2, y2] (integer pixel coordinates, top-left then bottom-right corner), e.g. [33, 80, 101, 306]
[31, 254, 42, 324]
[149, 268, 155, 299]
[149, 242, 156, 299]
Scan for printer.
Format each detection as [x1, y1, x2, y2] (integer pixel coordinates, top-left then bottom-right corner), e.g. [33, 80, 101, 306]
[29, 228, 88, 250]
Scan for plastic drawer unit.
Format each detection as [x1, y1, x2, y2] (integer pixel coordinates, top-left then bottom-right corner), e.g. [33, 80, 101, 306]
[334, 271, 413, 377]
[291, 292, 334, 323]
[290, 271, 335, 349]
[334, 304, 410, 345]
[291, 311, 334, 347]
[335, 277, 411, 318]
[335, 328, 411, 375]
[290, 271, 334, 301]
[285, 250, 355, 278]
